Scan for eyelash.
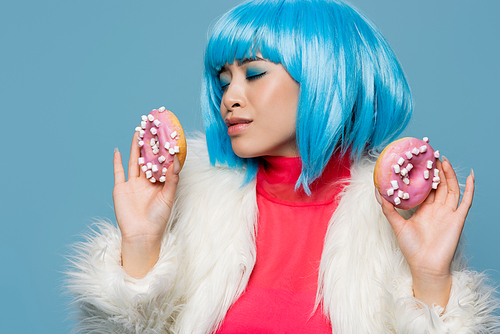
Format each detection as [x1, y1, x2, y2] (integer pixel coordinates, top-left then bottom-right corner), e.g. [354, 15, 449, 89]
[220, 71, 267, 92]
[247, 71, 267, 81]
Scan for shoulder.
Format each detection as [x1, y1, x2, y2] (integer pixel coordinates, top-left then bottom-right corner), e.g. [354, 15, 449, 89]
[348, 152, 378, 190]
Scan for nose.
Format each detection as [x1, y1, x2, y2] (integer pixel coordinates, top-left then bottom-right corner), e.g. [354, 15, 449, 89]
[221, 82, 247, 113]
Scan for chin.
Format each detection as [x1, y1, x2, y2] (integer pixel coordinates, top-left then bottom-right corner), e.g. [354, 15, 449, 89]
[231, 141, 298, 159]
[229, 132, 298, 158]
[232, 147, 259, 159]
[230, 139, 263, 159]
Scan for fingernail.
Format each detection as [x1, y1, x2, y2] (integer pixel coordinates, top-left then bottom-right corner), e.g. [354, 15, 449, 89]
[441, 155, 449, 163]
[374, 188, 382, 205]
[173, 155, 181, 175]
[471, 168, 475, 183]
[114, 147, 119, 153]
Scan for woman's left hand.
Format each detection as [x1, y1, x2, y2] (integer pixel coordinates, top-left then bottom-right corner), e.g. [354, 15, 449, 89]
[377, 157, 475, 308]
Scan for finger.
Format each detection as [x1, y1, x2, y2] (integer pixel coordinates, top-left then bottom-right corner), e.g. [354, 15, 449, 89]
[421, 187, 435, 205]
[128, 131, 141, 180]
[379, 191, 406, 235]
[160, 155, 181, 209]
[441, 156, 461, 209]
[113, 147, 126, 185]
[456, 169, 475, 218]
[433, 159, 448, 204]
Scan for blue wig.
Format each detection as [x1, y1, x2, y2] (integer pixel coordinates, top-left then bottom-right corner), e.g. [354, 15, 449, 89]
[201, 0, 413, 194]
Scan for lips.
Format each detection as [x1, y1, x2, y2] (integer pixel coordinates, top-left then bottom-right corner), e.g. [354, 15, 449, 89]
[225, 117, 252, 135]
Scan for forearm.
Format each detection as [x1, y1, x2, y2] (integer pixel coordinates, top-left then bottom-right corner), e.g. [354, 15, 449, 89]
[388, 269, 500, 333]
[412, 272, 452, 310]
[122, 236, 162, 278]
[67, 221, 179, 333]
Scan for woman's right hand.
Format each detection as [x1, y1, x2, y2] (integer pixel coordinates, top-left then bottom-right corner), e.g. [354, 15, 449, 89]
[113, 131, 181, 278]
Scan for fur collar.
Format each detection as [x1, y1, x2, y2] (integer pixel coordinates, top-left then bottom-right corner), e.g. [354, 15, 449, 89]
[169, 137, 405, 333]
[67, 135, 500, 333]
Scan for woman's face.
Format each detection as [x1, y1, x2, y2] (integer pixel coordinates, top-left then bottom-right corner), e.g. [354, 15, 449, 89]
[219, 57, 300, 158]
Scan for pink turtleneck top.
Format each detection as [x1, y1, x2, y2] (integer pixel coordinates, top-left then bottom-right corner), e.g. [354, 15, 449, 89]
[216, 154, 351, 333]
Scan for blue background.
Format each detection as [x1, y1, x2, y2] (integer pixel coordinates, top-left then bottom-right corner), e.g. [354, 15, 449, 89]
[1, 0, 498, 332]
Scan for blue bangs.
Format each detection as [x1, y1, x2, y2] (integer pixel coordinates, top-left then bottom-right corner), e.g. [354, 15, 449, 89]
[201, 0, 413, 193]
[202, 0, 296, 183]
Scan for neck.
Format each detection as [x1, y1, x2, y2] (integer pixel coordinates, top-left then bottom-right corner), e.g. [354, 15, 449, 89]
[257, 154, 351, 204]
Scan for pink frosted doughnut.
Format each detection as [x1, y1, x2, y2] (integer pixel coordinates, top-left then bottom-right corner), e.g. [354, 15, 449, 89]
[373, 137, 440, 210]
[135, 107, 187, 183]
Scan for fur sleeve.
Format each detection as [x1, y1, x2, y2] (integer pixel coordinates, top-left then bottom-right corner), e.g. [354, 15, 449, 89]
[65, 221, 179, 333]
[319, 157, 500, 333]
[388, 266, 500, 333]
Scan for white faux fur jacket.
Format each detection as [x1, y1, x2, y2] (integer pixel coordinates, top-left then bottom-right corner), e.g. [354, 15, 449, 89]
[67, 136, 499, 333]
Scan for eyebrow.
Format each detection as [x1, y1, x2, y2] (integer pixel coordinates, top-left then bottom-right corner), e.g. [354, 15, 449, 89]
[219, 56, 266, 74]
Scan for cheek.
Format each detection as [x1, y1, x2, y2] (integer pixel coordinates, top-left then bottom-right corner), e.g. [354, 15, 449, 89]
[270, 81, 299, 132]
[260, 79, 298, 115]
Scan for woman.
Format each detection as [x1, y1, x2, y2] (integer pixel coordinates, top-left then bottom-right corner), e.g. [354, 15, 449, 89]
[67, 0, 499, 333]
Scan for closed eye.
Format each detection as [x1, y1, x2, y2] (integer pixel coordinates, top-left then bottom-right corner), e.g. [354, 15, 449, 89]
[219, 72, 266, 92]
[247, 71, 267, 81]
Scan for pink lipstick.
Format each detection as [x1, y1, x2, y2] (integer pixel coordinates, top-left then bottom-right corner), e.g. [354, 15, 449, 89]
[225, 117, 252, 136]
